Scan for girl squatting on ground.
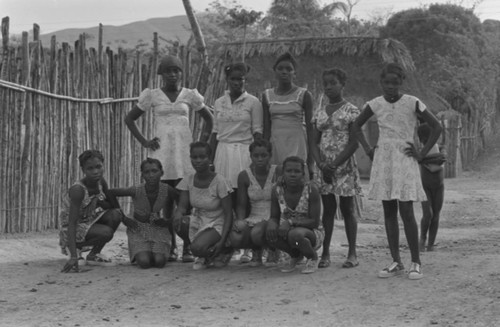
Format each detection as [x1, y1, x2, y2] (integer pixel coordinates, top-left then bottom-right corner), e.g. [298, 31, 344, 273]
[60, 150, 122, 273]
[353, 63, 442, 280]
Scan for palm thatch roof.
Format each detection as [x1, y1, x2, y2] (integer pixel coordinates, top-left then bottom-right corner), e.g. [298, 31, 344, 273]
[220, 37, 415, 72]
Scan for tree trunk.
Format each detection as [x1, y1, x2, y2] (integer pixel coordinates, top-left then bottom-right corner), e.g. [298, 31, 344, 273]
[182, 0, 210, 94]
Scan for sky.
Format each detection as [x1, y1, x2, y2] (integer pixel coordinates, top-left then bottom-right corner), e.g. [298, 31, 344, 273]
[2, 0, 500, 35]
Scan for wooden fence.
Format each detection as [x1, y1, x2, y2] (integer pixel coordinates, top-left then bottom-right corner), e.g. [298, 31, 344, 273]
[0, 18, 224, 233]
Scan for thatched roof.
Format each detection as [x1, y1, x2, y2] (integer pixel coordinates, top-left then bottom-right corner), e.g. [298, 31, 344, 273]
[220, 37, 415, 72]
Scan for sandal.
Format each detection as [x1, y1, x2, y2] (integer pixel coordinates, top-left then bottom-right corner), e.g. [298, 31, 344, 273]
[318, 257, 331, 268]
[182, 246, 195, 263]
[342, 259, 359, 268]
[86, 254, 116, 267]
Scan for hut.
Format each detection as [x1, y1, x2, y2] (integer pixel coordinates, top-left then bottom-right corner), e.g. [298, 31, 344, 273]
[205, 37, 452, 178]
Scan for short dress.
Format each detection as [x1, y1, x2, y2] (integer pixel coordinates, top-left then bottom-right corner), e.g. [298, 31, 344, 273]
[313, 98, 362, 196]
[126, 183, 172, 261]
[244, 165, 277, 226]
[177, 173, 233, 242]
[265, 87, 308, 165]
[366, 95, 427, 201]
[275, 182, 324, 250]
[59, 181, 108, 254]
[213, 91, 263, 188]
[137, 88, 205, 180]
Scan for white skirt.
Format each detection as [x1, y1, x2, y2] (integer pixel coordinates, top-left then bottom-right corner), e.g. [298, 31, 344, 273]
[214, 142, 252, 188]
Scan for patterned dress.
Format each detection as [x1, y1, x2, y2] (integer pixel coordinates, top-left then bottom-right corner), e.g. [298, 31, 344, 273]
[59, 181, 108, 254]
[366, 95, 427, 201]
[313, 98, 362, 196]
[266, 87, 308, 165]
[177, 173, 233, 241]
[244, 165, 277, 226]
[126, 183, 172, 261]
[275, 182, 324, 249]
[137, 88, 204, 180]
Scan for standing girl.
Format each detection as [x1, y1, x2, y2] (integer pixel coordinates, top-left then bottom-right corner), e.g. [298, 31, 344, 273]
[173, 142, 234, 270]
[212, 62, 263, 263]
[353, 63, 442, 280]
[60, 150, 122, 273]
[125, 55, 213, 262]
[310, 68, 362, 269]
[263, 52, 313, 176]
[109, 158, 175, 269]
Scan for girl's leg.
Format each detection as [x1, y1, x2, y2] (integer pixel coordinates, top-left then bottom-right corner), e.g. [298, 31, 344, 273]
[382, 200, 401, 263]
[84, 208, 122, 257]
[190, 228, 221, 258]
[320, 194, 337, 264]
[339, 196, 358, 264]
[152, 253, 167, 268]
[420, 186, 433, 249]
[135, 251, 153, 269]
[428, 185, 445, 250]
[398, 201, 420, 265]
[250, 221, 267, 248]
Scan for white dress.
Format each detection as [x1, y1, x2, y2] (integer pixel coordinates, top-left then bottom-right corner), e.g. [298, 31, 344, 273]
[137, 88, 204, 180]
[366, 95, 427, 202]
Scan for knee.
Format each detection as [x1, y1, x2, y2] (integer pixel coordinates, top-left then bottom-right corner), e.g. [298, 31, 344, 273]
[99, 226, 115, 243]
[189, 241, 204, 257]
[153, 254, 167, 268]
[135, 253, 152, 269]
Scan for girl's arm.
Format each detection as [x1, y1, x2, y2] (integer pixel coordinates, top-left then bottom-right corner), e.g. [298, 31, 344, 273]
[290, 183, 321, 230]
[236, 171, 250, 221]
[100, 178, 120, 209]
[353, 105, 375, 160]
[303, 91, 315, 176]
[173, 190, 190, 220]
[262, 93, 271, 140]
[198, 106, 214, 142]
[154, 185, 176, 227]
[330, 124, 359, 167]
[417, 109, 443, 160]
[125, 106, 159, 150]
[252, 97, 264, 140]
[310, 124, 324, 168]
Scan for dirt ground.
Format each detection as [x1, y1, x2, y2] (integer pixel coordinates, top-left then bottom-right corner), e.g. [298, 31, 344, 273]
[1, 138, 500, 327]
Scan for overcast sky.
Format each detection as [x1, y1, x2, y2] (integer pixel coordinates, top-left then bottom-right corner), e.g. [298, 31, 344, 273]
[2, 0, 500, 34]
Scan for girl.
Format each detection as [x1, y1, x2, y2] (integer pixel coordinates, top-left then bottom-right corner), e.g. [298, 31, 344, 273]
[173, 142, 234, 270]
[266, 156, 323, 274]
[310, 68, 362, 269]
[109, 158, 175, 269]
[229, 139, 278, 266]
[211, 62, 263, 263]
[262, 52, 314, 177]
[60, 150, 122, 273]
[353, 63, 442, 280]
[416, 123, 446, 252]
[125, 55, 213, 263]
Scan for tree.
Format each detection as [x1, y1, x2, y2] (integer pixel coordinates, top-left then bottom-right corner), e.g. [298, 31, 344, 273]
[222, 8, 262, 61]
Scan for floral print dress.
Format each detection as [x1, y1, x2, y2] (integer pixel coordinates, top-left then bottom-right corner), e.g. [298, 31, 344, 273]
[312, 98, 362, 197]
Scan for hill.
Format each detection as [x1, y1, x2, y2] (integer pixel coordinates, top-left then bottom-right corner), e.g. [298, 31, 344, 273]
[38, 16, 192, 51]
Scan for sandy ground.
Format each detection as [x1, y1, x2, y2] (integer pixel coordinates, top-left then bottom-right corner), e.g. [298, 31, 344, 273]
[1, 138, 500, 327]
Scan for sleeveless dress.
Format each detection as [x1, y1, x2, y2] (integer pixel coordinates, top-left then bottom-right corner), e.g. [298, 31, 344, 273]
[244, 165, 277, 226]
[126, 183, 172, 261]
[366, 95, 427, 201]
[176, 173, 233, 241]
[266, 87, 308, 165]
[313, 98, 362, 196]
[59, 181, 108, 254]
[275, 182, 324, 250]
[137, 87, 204, 180]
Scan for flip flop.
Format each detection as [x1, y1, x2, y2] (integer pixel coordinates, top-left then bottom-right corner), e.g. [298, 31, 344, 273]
[318, 258, 331, 268]
[342, 259, 359, 268]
